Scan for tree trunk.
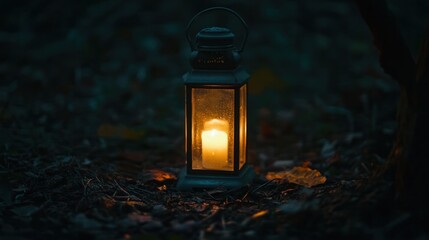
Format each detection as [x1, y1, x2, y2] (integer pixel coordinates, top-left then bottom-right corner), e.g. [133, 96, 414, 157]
[355, 0, 429, 209]
[396, 33, 429, 206]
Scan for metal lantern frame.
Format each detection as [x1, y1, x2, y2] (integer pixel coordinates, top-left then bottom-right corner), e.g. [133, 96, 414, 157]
[177, 7, 255, 190]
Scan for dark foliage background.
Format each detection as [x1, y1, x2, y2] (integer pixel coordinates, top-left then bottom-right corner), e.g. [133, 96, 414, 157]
[1, 0, 429, 239]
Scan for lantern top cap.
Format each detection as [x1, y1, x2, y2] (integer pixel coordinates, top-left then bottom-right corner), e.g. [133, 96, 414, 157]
[196, 27, 235, 50]
[186, 7, 248, 52]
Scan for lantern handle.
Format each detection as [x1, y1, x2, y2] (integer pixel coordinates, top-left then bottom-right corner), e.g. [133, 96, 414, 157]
[186, 7, 248, 52]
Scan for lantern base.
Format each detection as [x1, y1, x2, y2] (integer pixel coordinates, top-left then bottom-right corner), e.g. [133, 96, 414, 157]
[176, 164, 256, 190]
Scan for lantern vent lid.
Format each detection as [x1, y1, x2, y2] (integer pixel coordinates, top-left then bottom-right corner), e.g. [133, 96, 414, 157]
[195, 27, 235, 50]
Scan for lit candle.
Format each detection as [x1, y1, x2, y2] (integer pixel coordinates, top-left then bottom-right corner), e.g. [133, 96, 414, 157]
[202, 119, 228, 169]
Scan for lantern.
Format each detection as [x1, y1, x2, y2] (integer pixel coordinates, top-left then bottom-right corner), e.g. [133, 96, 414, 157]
[177, 7, 255, 189]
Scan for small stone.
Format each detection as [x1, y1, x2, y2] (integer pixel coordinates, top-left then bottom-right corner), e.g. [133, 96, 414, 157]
[152, 204, 167, 216]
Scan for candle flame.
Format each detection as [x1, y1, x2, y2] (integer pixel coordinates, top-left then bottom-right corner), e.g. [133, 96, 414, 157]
[209, 129, 219, 136]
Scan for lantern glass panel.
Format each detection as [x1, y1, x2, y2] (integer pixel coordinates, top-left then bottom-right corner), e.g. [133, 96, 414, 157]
[191, 88, 235, 171]
[239, 84, 247, 169]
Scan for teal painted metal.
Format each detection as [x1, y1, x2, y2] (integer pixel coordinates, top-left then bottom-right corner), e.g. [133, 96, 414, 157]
[177, 164, 255, 190]
[177, 7, 255, 190]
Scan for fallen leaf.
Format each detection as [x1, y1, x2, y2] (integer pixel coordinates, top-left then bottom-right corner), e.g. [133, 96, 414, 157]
[123, 201, 145, 207]
[241, 209, 269, 227]
[266, 166, 327, 188]
[102, 196, 116, 208]
[301, 160, 311, 168]
[157, 185, 167, 191]
[251, 210, 268, 219]
[147, 169, 177, 182]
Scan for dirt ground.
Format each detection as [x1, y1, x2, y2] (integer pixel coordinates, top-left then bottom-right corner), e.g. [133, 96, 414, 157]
[1, 1, 429, 239]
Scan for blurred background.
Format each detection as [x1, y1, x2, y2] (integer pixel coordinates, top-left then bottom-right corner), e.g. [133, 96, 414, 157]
[1, 0, 429, 168]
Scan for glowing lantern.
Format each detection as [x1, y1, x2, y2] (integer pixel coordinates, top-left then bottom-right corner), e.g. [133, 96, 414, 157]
[177, 7, 255, 189]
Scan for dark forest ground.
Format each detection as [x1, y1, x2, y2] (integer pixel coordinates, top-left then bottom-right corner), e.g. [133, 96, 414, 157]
[1, 0, 429, 239]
